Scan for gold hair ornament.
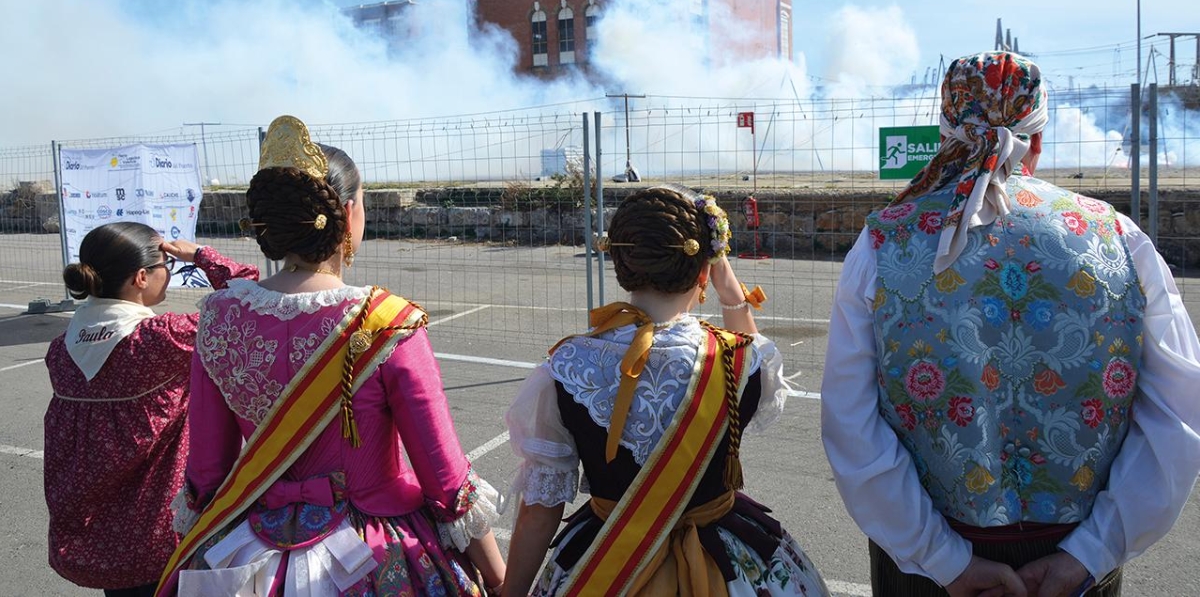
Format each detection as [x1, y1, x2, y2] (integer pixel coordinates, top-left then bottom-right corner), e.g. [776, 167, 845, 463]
[237, 215, 327, 233]
[592, 235, 700, 256]
[258, 115, 329, 181]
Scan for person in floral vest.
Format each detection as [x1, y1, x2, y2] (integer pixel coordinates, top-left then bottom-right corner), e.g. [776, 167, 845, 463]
[821, 51, 1200, 597]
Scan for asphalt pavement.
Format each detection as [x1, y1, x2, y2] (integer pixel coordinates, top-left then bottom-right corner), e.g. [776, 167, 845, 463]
[1, 241, 1198, 596]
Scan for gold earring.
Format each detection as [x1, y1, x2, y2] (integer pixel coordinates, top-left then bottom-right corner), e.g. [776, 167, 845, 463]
[699, 289, 707, 304]
[343, 231, 356, 267]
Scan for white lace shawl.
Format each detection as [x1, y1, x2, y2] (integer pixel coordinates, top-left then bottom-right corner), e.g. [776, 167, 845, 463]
[202, 279, 372, 320]
[503, 317, 794, 509]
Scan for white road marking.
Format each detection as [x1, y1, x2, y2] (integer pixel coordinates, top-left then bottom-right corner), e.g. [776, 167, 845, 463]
[428, 305, 491, 327]
[0, 279, 58, 286]
[0, 444, 44, 459]
[435, 352, 539, 370]
[0, 359, 44, 373]
[826, 580, 873, 596]
[466, 431, 510, 462]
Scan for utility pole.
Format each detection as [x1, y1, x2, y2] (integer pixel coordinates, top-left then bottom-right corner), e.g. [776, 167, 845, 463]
[1152, 33, 1200, 86]
[605, 93, 644, 182]
[183, 122, 221, 185]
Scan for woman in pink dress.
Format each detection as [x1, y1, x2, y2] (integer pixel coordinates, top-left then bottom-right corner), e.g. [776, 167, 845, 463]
[162, 116, 505, 597]
[44, 221, 259, 597]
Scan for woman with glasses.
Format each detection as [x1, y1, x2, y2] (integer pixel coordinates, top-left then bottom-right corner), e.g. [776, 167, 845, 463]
[44, 221, 258, 597]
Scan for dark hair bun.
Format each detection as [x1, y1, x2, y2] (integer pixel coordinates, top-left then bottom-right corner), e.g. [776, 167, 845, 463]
[245, 167, 348, 262]
[608, 187, 709, 294]
[63, 262, 102, 300]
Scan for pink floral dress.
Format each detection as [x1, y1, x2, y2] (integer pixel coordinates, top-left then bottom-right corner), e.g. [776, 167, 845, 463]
[175, 281, 497, 597]
[43, 248, 257, 590]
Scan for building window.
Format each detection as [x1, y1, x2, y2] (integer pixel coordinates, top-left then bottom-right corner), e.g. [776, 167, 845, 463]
[558, 4, 575, 64]
[779, 9, 790, 59]
[585, 1, 598, 44]
[532, 5, 548, 67]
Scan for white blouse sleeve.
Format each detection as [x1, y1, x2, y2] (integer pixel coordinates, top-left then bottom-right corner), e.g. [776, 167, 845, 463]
[820, 227, 973, 587]
[1058, 214, 1200, 579]
[503, 363, 581, 510]
[744, 334, 793, 433]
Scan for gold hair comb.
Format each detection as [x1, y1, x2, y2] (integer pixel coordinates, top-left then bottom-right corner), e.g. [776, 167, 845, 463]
[259, 115, 328, 181]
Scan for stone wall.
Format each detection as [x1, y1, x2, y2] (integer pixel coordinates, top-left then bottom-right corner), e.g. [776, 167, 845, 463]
[7, 184, 1200, 268]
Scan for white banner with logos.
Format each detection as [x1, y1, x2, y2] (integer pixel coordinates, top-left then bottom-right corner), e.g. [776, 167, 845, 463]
[59, 144, 209, 287]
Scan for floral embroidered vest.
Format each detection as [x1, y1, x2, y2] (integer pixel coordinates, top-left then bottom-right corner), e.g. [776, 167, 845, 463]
[866, 176, 1146, 527]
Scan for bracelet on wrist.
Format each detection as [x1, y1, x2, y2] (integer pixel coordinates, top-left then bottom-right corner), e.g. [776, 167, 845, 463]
[720, 300, 750, 311]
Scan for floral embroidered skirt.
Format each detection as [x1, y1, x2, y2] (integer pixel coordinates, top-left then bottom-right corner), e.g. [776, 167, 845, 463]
[182, 502, 482, 597]
[531, 494, 830, 596]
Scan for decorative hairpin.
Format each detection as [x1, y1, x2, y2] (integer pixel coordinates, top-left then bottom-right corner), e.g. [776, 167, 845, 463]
[593, 235, 701, 257]
[238, 214, 327, 234]
[258, 115, 328, 181]
[238, 218, 264, 234]
[672, 239, 700, 256]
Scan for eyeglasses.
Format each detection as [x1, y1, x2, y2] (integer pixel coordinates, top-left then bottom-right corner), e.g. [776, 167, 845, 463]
[145, 256, 176, 272]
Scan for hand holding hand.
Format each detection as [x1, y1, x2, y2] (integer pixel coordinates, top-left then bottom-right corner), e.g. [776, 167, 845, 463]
[1016, 551, 1091, 597]
[161, 239, 202, 262]
[946, 555, 1027, 597]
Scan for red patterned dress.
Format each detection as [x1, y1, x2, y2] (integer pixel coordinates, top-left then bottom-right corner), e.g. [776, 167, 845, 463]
[43, 248, 257, 590]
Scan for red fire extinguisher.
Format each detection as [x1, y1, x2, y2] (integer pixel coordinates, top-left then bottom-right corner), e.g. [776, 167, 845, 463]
[738, 195, 770, 260]
[743, 195, 761, 229]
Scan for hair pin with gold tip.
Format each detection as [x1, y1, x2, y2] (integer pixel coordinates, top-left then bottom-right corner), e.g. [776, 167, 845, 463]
[670, 239, 701, 256]
[238, 214, 327, 234]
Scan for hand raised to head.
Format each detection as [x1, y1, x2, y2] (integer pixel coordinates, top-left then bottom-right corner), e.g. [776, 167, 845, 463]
[161, 239, 202, 262]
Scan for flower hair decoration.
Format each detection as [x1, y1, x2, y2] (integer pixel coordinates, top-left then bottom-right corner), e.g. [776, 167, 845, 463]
[695, 194, 731, 263]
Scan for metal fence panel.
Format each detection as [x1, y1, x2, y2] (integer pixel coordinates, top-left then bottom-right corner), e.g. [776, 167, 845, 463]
[2, 87, 1197, 376]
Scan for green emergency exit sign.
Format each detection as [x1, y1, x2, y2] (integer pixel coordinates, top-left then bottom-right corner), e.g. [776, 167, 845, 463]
[879, 126, 941, 180]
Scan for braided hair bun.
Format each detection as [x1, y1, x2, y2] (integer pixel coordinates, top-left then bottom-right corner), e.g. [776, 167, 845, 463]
[608, 186, 712, 294]
[245, 167, 347, 262]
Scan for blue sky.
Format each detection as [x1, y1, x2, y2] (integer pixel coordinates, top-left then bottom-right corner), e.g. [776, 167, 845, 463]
[794, 1, 1198, 90]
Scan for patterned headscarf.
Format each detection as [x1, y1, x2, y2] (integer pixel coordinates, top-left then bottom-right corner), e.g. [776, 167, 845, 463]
[891, 52, 1048, 273]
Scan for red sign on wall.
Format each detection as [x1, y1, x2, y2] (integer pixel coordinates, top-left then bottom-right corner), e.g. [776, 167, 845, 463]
[736, 111, 755, 132]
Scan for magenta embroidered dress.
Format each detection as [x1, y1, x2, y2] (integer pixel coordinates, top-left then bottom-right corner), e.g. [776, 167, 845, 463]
[177, 281, 496, 596]
[43, 248, 258, 590]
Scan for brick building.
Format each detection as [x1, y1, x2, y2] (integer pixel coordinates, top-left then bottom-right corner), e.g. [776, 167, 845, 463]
[476, 0, 794, 76]
[345, 1, 794, 78]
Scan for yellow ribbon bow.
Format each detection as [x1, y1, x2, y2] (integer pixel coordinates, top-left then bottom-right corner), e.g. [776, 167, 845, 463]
[740, 283, 768, 309]
[550, 302, 656, 463]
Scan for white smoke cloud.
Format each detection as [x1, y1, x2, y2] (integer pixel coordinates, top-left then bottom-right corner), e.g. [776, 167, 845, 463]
[0, 0, 604, 146]
[2, 0, 1195, 179]
[823, 5, 920, 89]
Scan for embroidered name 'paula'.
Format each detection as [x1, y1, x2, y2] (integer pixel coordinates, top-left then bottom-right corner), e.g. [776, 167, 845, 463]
[76, 326, 116, 344]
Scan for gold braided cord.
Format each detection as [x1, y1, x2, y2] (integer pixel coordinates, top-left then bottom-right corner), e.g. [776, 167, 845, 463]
[339, 288, 429, 448]
[700, 320, 754, 491]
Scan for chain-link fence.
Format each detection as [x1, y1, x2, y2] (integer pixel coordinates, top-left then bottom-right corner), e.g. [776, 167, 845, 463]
[3, 86, 1197, 373]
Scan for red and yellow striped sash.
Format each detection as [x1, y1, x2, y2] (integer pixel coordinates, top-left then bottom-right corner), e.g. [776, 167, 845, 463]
[155, 289, 423, 597]
[561, 327, 748, 597]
